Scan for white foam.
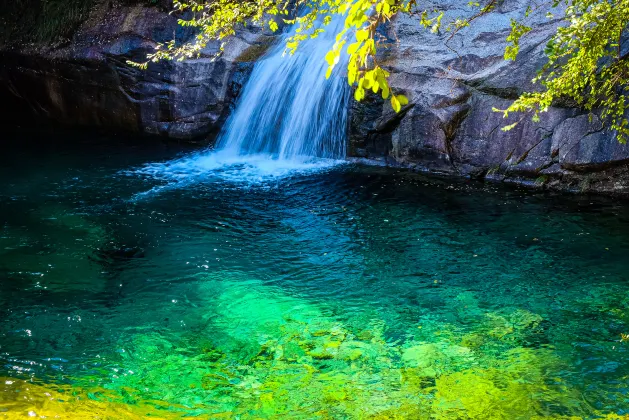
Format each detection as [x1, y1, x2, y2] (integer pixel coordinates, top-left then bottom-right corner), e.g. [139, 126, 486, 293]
[125, 15, 350, 200]
[125, 150, 345, 199]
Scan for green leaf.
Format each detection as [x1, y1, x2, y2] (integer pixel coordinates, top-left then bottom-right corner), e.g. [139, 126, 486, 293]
[501, 122, 519, 131]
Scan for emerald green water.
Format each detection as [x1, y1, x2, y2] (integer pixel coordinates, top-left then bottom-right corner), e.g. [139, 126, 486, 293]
[1, 134, 629, 418]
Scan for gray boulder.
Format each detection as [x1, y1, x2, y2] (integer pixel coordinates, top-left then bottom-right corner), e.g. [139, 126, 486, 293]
[349, 0, 629, 195]
[0, 1, 273, 141]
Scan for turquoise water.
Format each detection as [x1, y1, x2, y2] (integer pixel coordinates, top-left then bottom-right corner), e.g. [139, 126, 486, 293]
[1, 134, 629, 418]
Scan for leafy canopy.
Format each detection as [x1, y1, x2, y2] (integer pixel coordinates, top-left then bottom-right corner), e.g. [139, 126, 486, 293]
[135, 0, 629, 142]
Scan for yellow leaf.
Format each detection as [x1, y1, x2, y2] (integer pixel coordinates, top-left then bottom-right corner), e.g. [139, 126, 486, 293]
[381, 84, 390, 99]
[354, 87, 365, 101]
[325, 50, 337, 66]
[347, 42, 362, 55]
[355, 29, 369, 42]
[391, 95, 401, 112]
[348, 69, 357, 85]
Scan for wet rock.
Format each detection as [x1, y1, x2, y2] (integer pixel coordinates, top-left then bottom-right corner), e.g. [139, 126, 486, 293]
[348, 0, 629, 195]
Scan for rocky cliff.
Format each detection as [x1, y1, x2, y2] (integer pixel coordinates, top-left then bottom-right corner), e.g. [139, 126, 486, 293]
[2, 0, 629, 194]
[0, 0, 273, 141]
[350, 0, 629, 195]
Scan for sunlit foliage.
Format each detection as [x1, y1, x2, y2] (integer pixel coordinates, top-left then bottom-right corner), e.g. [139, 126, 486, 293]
[134, 0, 629, 141]
[499, 0, 629, 143]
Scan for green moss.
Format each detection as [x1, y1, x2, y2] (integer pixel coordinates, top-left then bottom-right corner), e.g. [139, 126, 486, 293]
[234, 41, 275, 63]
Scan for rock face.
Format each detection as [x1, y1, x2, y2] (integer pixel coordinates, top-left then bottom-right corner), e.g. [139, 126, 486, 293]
[350, 0, 629, 195]
[2, 0, 629, 194]
[0, 0, 273, 141]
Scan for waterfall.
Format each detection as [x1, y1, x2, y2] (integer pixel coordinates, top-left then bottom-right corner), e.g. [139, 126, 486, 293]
[131, 17, 350, 193]
[216, 17, 350, 160]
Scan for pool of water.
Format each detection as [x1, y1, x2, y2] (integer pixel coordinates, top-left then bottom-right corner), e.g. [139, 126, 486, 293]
[1, 133, 629, 418]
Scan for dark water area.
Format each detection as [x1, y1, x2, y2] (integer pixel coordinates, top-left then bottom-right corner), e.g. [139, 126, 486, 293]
[1, 131, 629, 418]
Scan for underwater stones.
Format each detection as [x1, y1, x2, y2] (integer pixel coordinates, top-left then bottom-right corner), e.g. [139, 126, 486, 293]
[482, 309, 548, 347]
[431, 347, 586, 418]
[400, 367, 437, 390]
[323, 389, 347, 403]
[303, 331, 347, 361]
[307, 348, 336, 360]
[200, 345, 225, 363]
[356, 329, 375, 341]
[0, 378, 178, 419]
[311, 330, 330, 337]
[402, 344, 439, 369]
[279, 341, 306, 362]
[338, 345, 364, 362]
[39, 278, 613, 418]
[510, 309, 544, 330]
[433, 369, 535, 418]
[201, 372, 232, 391]
[453, 291, 485, 320]
[401, 342, 474, 378]
[459, 333, 485, 350]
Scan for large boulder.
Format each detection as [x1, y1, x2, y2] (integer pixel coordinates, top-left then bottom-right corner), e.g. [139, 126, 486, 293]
[0, 0, 273, 141]
[349, 0, 629, 195]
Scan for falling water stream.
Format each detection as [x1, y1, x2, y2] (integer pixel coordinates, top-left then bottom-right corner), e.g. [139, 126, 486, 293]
[217, 18, 350, 159]
[136, 16, 351, 189]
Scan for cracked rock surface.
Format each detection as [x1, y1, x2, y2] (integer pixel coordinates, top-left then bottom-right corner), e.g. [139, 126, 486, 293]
[349, 0, 629, 195]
